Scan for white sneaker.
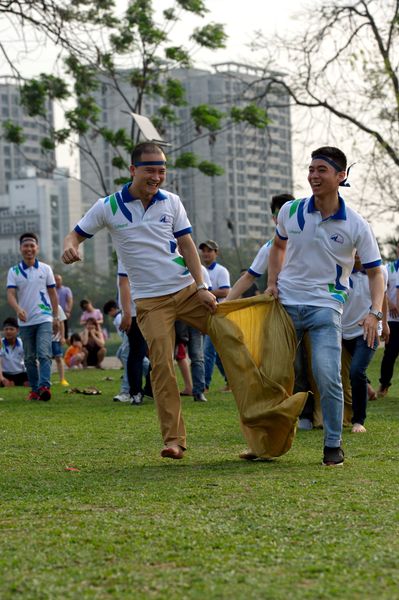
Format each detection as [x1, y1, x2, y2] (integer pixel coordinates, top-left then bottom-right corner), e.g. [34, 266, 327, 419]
[130, 392, 143, 405]
[113, 392, 132, 403]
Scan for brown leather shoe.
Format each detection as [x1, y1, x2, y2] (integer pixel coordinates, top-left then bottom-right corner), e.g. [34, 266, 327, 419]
[239, 450, 258, 460]
[160, 445, 184, 460]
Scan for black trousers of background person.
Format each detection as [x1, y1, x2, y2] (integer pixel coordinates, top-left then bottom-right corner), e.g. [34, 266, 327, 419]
[127, 316, 152, 397]
[379, 321, 399, 389]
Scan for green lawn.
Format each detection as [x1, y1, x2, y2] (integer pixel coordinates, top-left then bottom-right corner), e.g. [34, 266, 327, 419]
[0, 350, 398, 599]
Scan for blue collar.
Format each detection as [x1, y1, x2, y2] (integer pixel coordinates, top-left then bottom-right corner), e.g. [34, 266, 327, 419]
[121, 182, 168, 205]
[2, 337, 20, 350]
[307, 194, 347, 220]
[21, 258, 39, 269]
[207, 262, 217, 270]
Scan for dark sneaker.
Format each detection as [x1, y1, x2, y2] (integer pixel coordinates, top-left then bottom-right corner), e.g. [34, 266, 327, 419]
[322, 446, 344, 466]
[193, 393, 208, 402]
[38, 386, 51, 401]
[27, 390, 40, 401]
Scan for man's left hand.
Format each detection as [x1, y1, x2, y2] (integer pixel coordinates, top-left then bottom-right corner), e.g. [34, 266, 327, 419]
[359, 314, 379, 349]
[198, 289, 217, 314]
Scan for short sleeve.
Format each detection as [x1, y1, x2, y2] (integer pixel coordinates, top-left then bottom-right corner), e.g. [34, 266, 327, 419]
[75, 199, 106, 238]
[172, 196, 192, 237]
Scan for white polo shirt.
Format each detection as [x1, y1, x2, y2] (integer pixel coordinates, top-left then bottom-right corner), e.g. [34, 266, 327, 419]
[206, 261, 230, 303]
[342, 268, 387, 339]
[248, 239, 274, 277]
[275, 195, 382, 313]
[0, 337, 26, 374]
[6, 259, 56, 326]
[386, 260, 399, 322]
[75, 184, 194, 299]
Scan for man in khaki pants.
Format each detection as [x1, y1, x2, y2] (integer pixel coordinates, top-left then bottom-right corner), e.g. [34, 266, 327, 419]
[62, 142, 217, 460]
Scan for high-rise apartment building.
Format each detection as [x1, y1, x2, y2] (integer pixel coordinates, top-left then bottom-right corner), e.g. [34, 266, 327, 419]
[0, 77, 56, 195]
[0, 168, 82, 268]
[79, 64, 293, 275]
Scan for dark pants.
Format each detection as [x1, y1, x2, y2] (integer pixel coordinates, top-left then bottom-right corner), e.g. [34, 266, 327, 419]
[127, 317, 151, 396]
[379, 321, 399, 389]
[343, 335, 377, 425]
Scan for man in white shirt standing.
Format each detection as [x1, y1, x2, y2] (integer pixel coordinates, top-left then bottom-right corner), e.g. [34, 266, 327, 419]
[7, 232, 60, 401]
[266, 146, 384, 466]
[199, 240, 231, 392]
[62, 142, 217, 460]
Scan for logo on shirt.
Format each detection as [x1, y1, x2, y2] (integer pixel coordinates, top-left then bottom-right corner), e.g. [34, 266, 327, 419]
[330, 233, 344, 244]
[160, 214, 173, 224]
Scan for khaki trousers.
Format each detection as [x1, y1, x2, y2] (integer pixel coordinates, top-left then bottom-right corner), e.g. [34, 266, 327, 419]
[135, 283, 210, 449]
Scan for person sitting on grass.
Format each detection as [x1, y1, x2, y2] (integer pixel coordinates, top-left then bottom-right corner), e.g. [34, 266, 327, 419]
[0, 317, 29, 387]
[80, 318, 106, 368]
[64, 333, 86, 369]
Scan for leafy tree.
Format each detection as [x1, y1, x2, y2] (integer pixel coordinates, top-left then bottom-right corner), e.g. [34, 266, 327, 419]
[1, 0, 270, 197]
[253, 0, 399, 213]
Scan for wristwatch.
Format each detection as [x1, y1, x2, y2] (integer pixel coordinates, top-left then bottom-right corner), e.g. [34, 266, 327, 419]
[196, 282, 209, 291]
[369, 309, 383, 321]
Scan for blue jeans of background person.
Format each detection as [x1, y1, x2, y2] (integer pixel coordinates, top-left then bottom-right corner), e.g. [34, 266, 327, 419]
[204, 335, 227, 389]
[379, 321, 399, 389]
[19, 321, 53, 391]
[283, 305, 343, 448]
[187, 326, 205, 396]
[116, 333, 130, 394]
[342, 335, 378, 425]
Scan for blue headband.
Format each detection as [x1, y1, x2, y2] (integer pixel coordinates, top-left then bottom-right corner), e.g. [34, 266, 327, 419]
[133, 161, 166, 167]
[312, 154, 355, 187]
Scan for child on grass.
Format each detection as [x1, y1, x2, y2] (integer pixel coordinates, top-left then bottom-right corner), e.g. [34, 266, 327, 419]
[0, 317, 29, 387]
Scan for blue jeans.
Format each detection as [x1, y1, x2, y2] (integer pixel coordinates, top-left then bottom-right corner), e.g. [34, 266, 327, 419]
[283, 305, 343, 447]
[116, 334, 130, 394]
[187, 326, 205, 395]
[19, 321, 53, 391]
[342, 335, 377, 425]
[204, 335, 227, 389]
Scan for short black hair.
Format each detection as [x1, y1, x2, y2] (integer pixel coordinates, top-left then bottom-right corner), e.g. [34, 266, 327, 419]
[131, 142, 165, 165]
[311, 146, 347, 171]
[69, 333, 82, 344]
[79, 299, 90, 310]
[270, 193, 295, 214]
[19, 232, 38, 245]
[3, 317, 18, 329]
[103, 300, 119, 314]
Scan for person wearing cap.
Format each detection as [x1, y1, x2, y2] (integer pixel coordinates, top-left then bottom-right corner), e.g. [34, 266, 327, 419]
[62, 142, 217, 460]
[6, 232, 60, 401]
[266, 146, 384, 467]
[199, 240, 231, 392]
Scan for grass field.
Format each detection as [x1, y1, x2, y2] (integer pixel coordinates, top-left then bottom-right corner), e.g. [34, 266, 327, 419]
[0, 350, 398, 599]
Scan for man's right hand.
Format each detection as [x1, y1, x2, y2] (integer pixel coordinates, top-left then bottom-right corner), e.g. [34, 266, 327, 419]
[62, 247, 81, 264]
[16, 308, 27, 322]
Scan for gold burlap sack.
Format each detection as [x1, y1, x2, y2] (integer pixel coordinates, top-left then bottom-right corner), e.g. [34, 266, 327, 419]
[207, 295, 307, 458]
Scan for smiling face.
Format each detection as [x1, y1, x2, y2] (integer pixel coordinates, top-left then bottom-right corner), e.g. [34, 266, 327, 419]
[20, 239, 39, 265]
[200, 246, 217, 267]
[129, 151, 166, 201]
[308, 159, 346, 197]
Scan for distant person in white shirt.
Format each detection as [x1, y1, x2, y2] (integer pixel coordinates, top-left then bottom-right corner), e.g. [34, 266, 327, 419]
[0, 317, 28, 387]
[199, 240, 231, 392]
[62, 142, 217, 460]
[226, 194, 294, 302]
[7, 232, 60, 401]
[266, 146, 384, 466]
[341, 254, 389, 433]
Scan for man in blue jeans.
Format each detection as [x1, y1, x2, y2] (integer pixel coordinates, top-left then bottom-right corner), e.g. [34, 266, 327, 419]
[266, 146, 384, 466]
[6, 232, 59, 401]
